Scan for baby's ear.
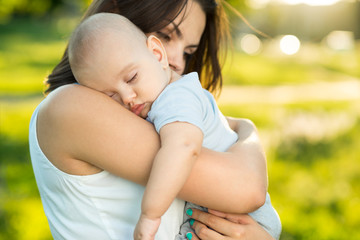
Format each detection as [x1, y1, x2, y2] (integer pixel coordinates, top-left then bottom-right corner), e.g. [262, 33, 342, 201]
[146, 35, 169, 68]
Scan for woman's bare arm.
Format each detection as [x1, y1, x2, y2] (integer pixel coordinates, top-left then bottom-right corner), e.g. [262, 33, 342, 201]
[227, 116, 268, 192]
[37, 85, 266, 213]
[179, 118, 268, 213]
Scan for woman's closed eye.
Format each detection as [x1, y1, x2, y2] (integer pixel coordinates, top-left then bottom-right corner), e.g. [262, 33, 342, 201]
[184, 52, 193, 61]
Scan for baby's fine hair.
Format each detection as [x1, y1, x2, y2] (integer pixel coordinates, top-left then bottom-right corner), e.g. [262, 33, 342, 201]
[68, 13, 146, 81]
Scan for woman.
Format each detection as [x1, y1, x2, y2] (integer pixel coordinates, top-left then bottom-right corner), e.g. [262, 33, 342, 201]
[30, 0, 274, 239]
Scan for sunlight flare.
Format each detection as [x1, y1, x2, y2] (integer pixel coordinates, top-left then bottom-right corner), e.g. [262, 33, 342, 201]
[239, 34, 262, 55]
[247, 0, 344, 7]
[280, 35, 301, 55]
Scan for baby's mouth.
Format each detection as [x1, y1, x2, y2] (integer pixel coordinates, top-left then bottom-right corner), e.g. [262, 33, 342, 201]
[130, 103, 145, 116]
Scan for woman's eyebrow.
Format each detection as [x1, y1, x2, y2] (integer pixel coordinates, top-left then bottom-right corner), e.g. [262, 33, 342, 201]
[170, 22, 183, 39]
[168, 22, 199, 48]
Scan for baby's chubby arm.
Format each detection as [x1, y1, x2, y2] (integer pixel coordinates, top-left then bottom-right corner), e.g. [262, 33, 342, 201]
[141, 121, 203, 220]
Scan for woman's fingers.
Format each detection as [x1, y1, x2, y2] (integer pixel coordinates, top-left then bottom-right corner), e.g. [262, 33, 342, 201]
[186, 232, 200, 240]
[190, 209, 276, 240]
[191, 221, 227, 240]
[208, 209, 254, 225]
[207, 209, 227, 218]
[190, 209, 243, 238]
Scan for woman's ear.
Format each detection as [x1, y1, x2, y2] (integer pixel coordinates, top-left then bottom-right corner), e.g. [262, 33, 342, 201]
[146, 35, 169, 69]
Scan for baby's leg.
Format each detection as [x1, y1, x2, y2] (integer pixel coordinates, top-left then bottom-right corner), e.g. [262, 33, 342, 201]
[175, 202, 207, 239]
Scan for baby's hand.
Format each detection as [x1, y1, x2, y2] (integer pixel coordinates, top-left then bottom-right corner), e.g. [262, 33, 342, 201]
[133, 214, 161, 240]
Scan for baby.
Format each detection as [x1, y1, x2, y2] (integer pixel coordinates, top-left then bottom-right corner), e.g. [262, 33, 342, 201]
[68, 13, 281, 240]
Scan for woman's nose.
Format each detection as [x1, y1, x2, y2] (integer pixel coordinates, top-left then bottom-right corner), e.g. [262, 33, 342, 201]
[166, 44, 186, 75]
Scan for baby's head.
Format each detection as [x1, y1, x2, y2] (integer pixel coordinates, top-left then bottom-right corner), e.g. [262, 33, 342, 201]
[69, 13, 147, 82]
[68, 13, 173, 118]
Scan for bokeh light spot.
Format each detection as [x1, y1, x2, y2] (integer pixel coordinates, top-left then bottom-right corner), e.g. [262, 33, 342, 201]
[280, 35, 301, 55]
[240, 34, 262, 55]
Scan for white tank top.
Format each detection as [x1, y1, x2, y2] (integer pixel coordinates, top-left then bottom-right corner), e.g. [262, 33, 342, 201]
[29, 100, 185, 239]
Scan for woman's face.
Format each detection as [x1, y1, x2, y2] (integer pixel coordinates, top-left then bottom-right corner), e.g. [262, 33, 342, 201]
[149, 0, 206, 75]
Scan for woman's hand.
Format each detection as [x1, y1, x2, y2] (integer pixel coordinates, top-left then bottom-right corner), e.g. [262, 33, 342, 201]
[186, 209, 275, 240]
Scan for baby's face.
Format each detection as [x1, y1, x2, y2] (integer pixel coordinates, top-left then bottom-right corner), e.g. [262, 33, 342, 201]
[80, 32, 170, 119]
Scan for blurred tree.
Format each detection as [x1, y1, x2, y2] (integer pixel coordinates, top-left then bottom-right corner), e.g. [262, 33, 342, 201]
[223, 0, 270, 39]
[224, 0, 249, 23]
[0, 0, 90, 23]
[0, 1, 250, 24]
[227, 0, 247, 10]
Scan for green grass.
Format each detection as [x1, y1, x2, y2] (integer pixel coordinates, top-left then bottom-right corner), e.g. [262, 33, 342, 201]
[0, 38, 64, 94]
[271, 119, 360, 240]
[1, 17, 360, 239]
[0, 97, 50, 240]
[0, 17, 79, 95]
[220, 100, 360, 240]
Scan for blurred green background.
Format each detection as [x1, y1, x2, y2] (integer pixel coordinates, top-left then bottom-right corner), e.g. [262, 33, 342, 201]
[1, 0, 359, 239]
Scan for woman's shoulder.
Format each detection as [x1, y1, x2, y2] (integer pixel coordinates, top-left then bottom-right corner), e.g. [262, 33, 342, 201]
[36, 83, 157, 176]
[37, 84, 107, 175]
[43, 84, 102, 109]
[40, 84, 117, 124]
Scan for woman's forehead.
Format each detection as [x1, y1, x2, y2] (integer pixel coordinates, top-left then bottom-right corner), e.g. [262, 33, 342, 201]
[169, 1, 205, 36]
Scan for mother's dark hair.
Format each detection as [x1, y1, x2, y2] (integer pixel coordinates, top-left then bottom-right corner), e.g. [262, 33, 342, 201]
[45, 0, 229, 94]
